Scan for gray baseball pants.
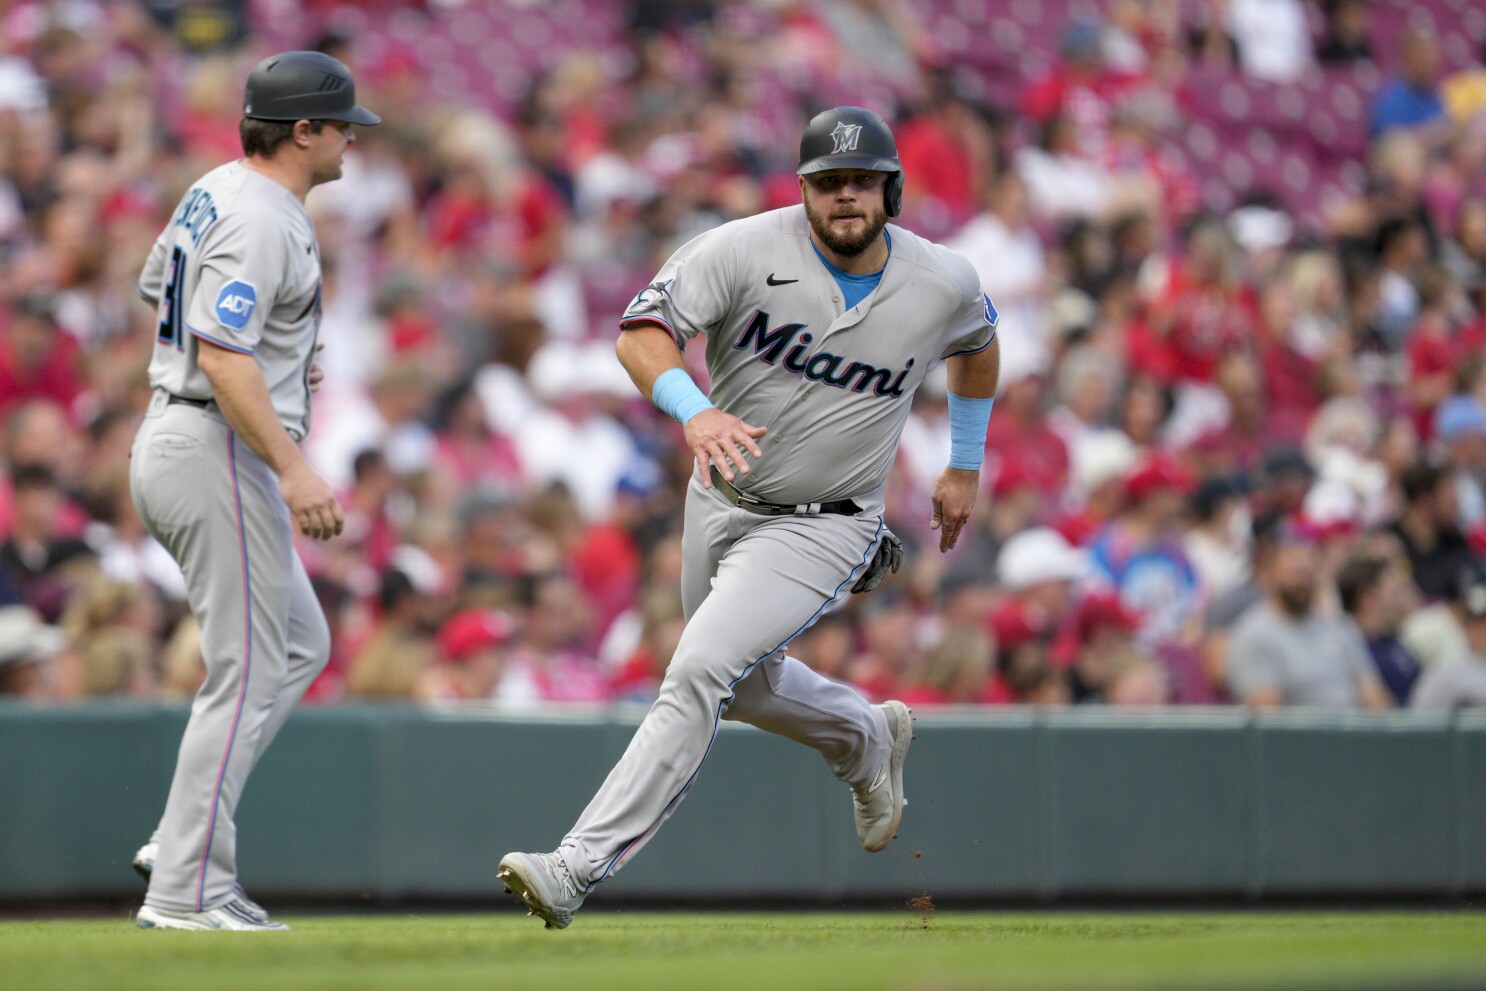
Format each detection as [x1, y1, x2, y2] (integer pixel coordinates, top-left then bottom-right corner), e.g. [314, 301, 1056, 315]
[130, 392, 330, 912]
[558, 474, 892, 887]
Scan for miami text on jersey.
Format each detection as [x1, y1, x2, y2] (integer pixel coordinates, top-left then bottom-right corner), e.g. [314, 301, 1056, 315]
[733, 309, 913, 397]
[172, 187, 219, 246]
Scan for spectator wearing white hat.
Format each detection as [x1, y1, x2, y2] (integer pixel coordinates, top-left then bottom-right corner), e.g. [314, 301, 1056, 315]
[0, 604, 69, 697]
[996, 526, 1089, 638]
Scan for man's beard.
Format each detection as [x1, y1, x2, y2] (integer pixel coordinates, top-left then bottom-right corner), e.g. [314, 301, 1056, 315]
[804, 197, 888, 258]
[1276, 583, 1314, 618]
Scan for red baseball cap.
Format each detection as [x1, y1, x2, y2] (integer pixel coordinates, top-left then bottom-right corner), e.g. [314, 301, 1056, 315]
[991, 458, 1039, 498]
[437, 609, 515, 664]
[987, 600, 1051, 653]
[1123, 451, 1196, 502]
[1074, 591, 1142, 639]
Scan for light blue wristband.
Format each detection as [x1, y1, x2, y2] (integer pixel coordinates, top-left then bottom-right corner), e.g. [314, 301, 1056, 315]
[947, 392, 994, 470]
[651, 367, 714, 424]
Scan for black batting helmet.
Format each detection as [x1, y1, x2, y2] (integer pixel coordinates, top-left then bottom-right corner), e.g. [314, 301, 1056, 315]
[797, 106, 903, 216]
[243, 51, 381, 126]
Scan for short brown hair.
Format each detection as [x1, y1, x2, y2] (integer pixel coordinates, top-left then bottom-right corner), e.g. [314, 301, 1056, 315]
[239, 117, 324, 158]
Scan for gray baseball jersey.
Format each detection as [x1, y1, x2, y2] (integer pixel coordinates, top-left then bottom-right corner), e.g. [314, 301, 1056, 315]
[555, 205, 997, 889]
[618, 206, 997, 508]
[131, 161, 331, 914]
[139, 161, 324, 440]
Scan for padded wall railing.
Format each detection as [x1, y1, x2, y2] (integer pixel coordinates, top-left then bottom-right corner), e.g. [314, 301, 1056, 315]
[1, 703, 1481, 902]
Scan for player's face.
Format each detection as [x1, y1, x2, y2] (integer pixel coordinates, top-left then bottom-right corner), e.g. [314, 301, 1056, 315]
[801, 169, 889, 258]
[308, 120, 355, 186]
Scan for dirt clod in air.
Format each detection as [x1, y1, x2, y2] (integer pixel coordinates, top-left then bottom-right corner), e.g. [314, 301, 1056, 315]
[906, 893, 935, 929]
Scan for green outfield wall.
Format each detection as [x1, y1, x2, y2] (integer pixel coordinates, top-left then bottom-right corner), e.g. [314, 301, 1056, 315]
[1, 702, 1481, 902]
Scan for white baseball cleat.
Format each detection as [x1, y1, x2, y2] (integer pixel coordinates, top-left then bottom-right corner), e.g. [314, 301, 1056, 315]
[131, 842, 157, 883]
[498, 851, 586, 930]
[853, 700, 912, 853]
[136, 903, 289, 931]
[132, 841, 273, 925]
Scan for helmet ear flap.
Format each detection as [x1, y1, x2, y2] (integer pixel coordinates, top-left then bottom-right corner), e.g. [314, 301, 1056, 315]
[885, 171, 904, 217]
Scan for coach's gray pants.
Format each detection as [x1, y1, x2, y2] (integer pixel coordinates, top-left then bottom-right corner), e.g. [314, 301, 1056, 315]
[131, 396, 330, 913]
[559, 476, 891, 888]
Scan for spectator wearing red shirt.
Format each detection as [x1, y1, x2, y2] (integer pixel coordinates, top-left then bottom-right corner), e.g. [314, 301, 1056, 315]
[430, 381, 525, 501]
[1190, 353, 1301, 482]
[425, 116, 569, 280]
[984, 366, 1070, 501]
[1133, 217, 1257, 385]
[0, 400, 89, 541]
[0, 295, 83, 425]
[1021, 20, 1135, 158]
[1253, 276, 1322, 431]
[1406, 265, 1467, 440]
[895, 72, 1000, 228]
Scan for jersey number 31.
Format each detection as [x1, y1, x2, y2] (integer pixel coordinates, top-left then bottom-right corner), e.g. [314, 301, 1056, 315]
[157, 246, 187, 349]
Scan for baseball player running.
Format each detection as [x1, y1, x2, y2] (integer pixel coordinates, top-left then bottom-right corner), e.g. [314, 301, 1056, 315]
[500, 107, 1001, 928]
[128, 51, 378, 931]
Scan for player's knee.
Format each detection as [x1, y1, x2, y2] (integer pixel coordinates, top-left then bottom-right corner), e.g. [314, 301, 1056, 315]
[660, 644, 733, 698]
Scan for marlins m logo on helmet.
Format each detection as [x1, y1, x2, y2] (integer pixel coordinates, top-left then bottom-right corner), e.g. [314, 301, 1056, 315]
[830, 122, 862, 154]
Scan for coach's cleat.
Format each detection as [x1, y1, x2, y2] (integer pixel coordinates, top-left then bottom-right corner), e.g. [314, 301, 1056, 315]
[136, 903, 289, 931]
[854, 700, 913, 853]
[132, 841, 272, 924]
[498, 851, 586, 930]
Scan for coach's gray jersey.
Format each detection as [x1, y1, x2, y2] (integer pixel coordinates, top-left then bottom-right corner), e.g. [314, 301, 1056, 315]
[139, 161, 323, 440]
[621, 206, 997, 507]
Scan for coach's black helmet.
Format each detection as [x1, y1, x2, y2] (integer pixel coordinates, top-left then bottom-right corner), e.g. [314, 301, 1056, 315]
[243, 51, 381, 126]
[797, 106, 903, 216]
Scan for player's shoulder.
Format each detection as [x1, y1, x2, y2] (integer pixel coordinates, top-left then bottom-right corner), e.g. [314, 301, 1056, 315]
[668, 207, 805, 268]
[890, 224, 984, 304]
[200, 163, 308, 243]
[694, 206, 805, 246]
[730, 205, 809, 238]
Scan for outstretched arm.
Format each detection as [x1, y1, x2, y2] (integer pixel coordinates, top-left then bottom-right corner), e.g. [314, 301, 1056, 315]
[929, 338, 1000, 552]
[615, 322, 766, 488]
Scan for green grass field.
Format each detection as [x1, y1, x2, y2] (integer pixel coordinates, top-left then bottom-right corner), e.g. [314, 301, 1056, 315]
[5, 910, 1485, 991]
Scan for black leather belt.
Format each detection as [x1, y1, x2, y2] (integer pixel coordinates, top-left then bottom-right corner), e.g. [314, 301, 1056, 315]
[166, 394, 211, 409]
[710, 466, 860, 517]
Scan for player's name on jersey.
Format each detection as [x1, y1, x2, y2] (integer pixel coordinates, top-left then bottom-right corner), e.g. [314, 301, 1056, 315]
[733, 309, 913, 397]
[172, 187, 219, 246]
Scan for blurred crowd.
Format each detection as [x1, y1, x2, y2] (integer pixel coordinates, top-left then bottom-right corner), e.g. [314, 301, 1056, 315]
[3, 0, 1486, 711]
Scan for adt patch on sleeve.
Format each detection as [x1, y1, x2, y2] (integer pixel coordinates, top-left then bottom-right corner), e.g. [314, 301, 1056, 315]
[215, 280, 258, 331]
[983, 293, 999, 328]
